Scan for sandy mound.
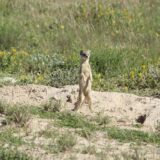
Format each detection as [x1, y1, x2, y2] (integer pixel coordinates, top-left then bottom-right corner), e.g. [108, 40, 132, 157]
[0, 84, 160, 131]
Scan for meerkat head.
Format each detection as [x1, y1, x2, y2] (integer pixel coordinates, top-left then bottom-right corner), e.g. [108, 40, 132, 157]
[80, 50, 90, 61]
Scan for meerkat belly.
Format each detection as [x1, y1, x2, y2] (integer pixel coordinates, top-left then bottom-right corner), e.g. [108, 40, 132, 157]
[79, 75, 87, 88]
[80, 71, 90, 88]
[82, 66, 90, 78]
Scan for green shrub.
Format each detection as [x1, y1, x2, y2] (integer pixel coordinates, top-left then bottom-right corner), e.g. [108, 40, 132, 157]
[0, 0, 159, 94]
[118, 62, 160, 90]
[48, 68, 78, 87]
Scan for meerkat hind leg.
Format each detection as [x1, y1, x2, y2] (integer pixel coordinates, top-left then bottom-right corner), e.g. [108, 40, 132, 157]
[84, 91, 92, 112]
[73, 91, 84, 111]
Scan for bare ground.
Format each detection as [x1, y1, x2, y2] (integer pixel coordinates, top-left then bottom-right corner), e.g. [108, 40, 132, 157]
[0, 84, 160, 159]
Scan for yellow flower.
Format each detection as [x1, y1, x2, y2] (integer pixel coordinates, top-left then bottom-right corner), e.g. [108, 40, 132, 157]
[35, 74, 44, 83]
[38, 75, 44, 81]
[141, 65, 146, 70]
[115, 30, 119, 34]
[110, 8, 115, 15]
[138, 72, 143, 79]
[98, 4, 102, 9]
[0, 51, 5, 58]
[128, 15, 133, 24]
[19, 75, 29, 82]
[156, 32, 159, 37]
[112, 20, 116, 25]
[11, 47, 16, 54]
[124, 86, 128, 92]
[60, 25, 64, 30]
[130, 71, 135, 79]
[123, 9, 128, 15]
[20, 51, 29, 56]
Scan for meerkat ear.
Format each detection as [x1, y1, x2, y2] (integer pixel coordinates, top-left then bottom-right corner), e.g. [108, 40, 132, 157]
[87, 50, 91, 54]
[87, 50, 91, 57]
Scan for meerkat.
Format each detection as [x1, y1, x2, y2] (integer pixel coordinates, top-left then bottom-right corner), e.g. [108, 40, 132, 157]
[72, 50, 93, 111]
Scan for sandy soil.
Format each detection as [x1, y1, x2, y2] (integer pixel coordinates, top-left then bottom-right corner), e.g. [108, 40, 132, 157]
[0, 84, 160, 131]
[0, 84, 160, 160]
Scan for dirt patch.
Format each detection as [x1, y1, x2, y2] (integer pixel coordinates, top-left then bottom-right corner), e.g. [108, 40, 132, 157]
[0, 84, 160, 131]
[1, 84, 160, 159]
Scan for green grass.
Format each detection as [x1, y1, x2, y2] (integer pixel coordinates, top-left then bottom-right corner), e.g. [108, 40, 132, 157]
[38, 128, 59, 140]
[93, 113, 111, 126]
[0, 0, 159, 95]
[0, 147, 33, 160]
[0, 100, 7, 114]
[76, 128, 93, 139]
[30, 106, 96, 130]
[81, 145, 97, 155]
[54, 133, 76, 153]
[45, 132, 77, 153]
[42, 99, 63, 112]
[0, 128, 24, 146]
[55, 111, 96, 130]
[30, 106, 58, 119]
[1, 101, 160, 147]
[0, 101, 30, 127]
[105, 127, 160, 145]
[5, 105, 30, 127]
[30, 106, 160, 145]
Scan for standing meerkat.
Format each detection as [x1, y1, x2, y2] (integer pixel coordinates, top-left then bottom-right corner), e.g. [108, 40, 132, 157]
[73, 50, 93, 111]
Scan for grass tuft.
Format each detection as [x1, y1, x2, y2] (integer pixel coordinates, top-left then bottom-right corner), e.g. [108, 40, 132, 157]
[0, 147, 33, 160]
[106, 127, 160, 145]
[0, 128, 24, 146]
[46, 133, 76, 153]
[55, 111, 96, 131]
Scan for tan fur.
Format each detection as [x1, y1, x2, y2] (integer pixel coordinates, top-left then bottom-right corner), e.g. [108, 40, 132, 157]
[73, 50, 93, 111]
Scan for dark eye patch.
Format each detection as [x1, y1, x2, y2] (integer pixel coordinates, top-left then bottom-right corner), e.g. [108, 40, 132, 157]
[80, 52, 88, 57]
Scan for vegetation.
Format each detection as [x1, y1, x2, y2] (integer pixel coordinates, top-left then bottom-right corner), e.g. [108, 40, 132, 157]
[55, 111, 96, 130]
[1, 101, 160, 146]
[105, 127, 160, 145]
[40, 129, 76, 153]
[82, 145, 97, 155]
[0, 100, 160, 158]
[42, 98, 63, 112]
[0, 0, 159, 96]
[5, 105, 30, 127]
[0, 147, 33, 160]
[0, 128, 24, 146]
[93, 113, 111, 126]
[0, 101, 30, 127]
[29, 105, 160, 145]
[54, 133, 76, 153]
[0, 0, 160, 159]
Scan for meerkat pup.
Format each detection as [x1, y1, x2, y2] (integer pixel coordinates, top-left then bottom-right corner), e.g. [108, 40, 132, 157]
[73, 50, 93, 111]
